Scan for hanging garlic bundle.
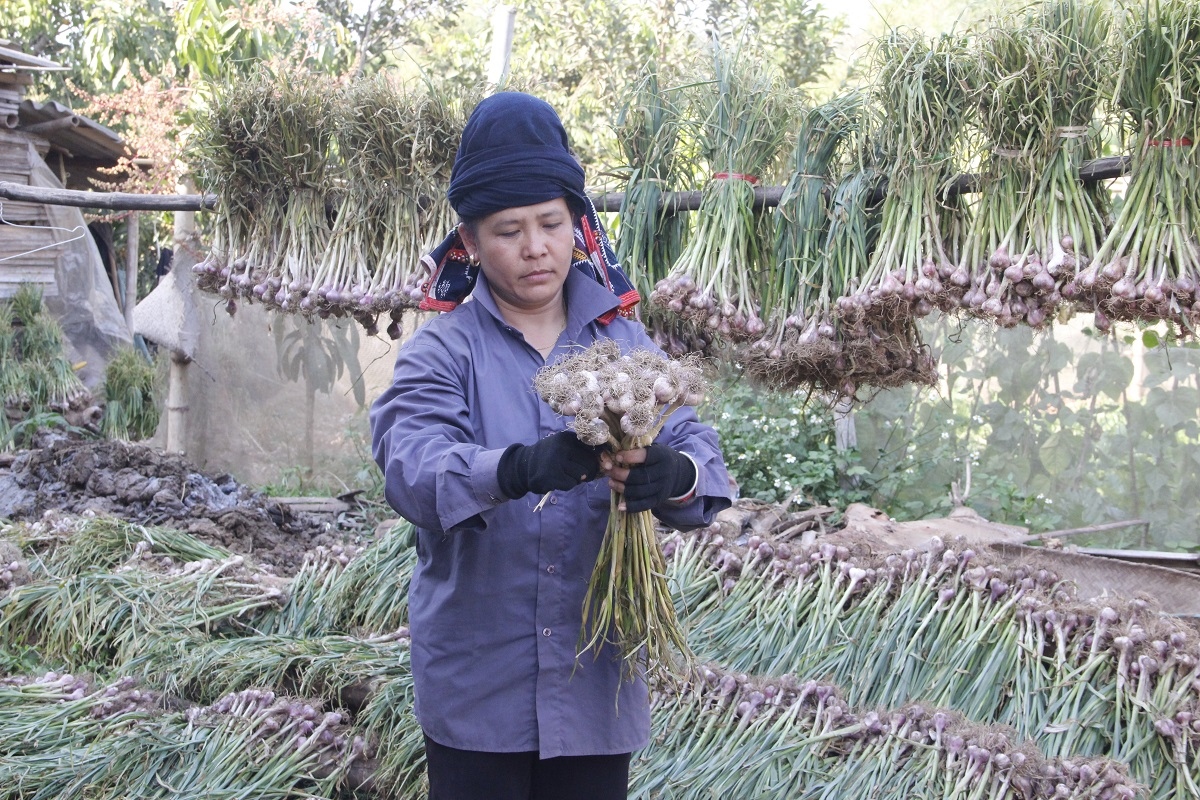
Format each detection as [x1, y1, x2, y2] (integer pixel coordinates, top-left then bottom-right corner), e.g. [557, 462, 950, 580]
[959, 0, 1113, 329]
[848, 31, 974, 326]
[190, 66, 341, 320]
[1082, 0, 1200, 334]
[613, 63, 698, 356]
[651, 43, 792, 344]
[534, 340, 706, 683]
[316, 73, 423, 335]
[739, 93, 864, 391]
[190, 71, 476, 335]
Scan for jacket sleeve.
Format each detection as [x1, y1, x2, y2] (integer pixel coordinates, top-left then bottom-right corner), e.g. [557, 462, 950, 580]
[652, 402, 734, 531]
[369, 338, 506, 533]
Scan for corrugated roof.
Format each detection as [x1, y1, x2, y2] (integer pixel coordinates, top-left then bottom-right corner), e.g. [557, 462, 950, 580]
[18, 99, 128, 163]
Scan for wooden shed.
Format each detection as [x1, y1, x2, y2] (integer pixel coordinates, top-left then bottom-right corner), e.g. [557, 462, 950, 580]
[0, 41, 131, 381]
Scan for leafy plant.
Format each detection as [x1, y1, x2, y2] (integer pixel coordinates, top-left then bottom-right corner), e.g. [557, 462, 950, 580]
[101, 347, 161, 441]
[699, 370, 871, 507]
[9, 284, 44, 328]
[856, 316, 1200, 545]
[707, 311, 1199, 550]
[0, 412, 97, 452]
[1, 285, 92, 446]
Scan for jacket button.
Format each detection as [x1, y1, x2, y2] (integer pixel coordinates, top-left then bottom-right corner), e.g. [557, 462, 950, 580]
[542, 628, 552, 637]
[549, 495, 558, 505]
[546, 565, 556, 574]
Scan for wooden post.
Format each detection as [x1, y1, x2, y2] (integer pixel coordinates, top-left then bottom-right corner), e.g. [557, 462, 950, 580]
[124, 212, 138, 333]
[486, 6, 516, 87]
[107, 228, 121, 307]
[834, 396, 858, 492]
[166, 181, 196, 454]
[166, 349, 190, 454]
[834, 396, 857, 451]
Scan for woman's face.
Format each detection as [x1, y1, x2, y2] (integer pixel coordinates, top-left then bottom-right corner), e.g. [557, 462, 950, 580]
[459, 197, 575, 314]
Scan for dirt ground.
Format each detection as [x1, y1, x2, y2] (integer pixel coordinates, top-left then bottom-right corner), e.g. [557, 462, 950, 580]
[0, 431, 369, 575]
[5, 432, 1199, 617]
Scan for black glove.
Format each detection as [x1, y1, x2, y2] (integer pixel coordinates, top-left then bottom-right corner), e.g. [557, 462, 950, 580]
[497, 430, 604, 499]
[621, 444, 696, 513]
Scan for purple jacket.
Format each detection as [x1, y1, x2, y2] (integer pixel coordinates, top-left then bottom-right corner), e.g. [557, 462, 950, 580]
[369, 267, 732, 758]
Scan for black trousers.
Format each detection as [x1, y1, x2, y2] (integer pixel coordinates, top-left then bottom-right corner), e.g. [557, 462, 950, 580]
[423, 734, 631, 800]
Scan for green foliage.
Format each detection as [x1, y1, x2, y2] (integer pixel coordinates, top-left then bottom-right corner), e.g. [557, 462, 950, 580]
[313, 0, 465, 76]
[8, 284, 44, 328]
[101, 347, 161, 441]
[401, 0, 840, 173]
[4, 0, 175, 95]
[699, 371, 871, 507]
[858, 390, 1068, 532]
[80, 0, 176, 90]
[499, 0, 665, 168]
[856, 317, 1200, 545]
[0, 412, 96, 451]
[173, 0, 274, 82]
[1, 286, 91, 448]
[706, 316, 1200, 549]
[702, 0, 842, 88]
[3, 0, 459, 98]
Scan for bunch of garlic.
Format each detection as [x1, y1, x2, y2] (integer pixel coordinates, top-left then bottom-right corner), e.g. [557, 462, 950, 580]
[534, 340, 707, 447]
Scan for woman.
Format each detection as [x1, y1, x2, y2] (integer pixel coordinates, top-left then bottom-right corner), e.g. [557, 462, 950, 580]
[370, 91, 732, 800]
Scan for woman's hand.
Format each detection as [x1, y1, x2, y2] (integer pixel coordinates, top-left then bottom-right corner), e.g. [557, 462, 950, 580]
[599, 447, 643, 498]
[601, 444, 696, 513]
[497, 430, 604, 499]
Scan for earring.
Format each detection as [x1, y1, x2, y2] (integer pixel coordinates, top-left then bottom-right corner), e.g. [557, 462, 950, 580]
[468, 253, 480, 266]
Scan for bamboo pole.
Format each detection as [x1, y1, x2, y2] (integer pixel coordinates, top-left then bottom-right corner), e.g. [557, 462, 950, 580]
[166, 349, 189, 454]
[0, 155, 1131, 214]
[0, 180, 219, 211]
[165, 182, 196, 455]
[17, 115, 79, 135]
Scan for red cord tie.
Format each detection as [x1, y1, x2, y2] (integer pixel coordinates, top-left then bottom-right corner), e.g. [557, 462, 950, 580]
[1148, 137, 1193, 147]
[712, 172, 760, 184]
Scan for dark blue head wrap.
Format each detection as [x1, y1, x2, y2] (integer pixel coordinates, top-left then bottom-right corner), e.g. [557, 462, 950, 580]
[447, 92, 586, 220]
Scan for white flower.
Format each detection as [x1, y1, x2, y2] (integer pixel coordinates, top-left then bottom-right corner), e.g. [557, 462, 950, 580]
[784, 454, 796, 464]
